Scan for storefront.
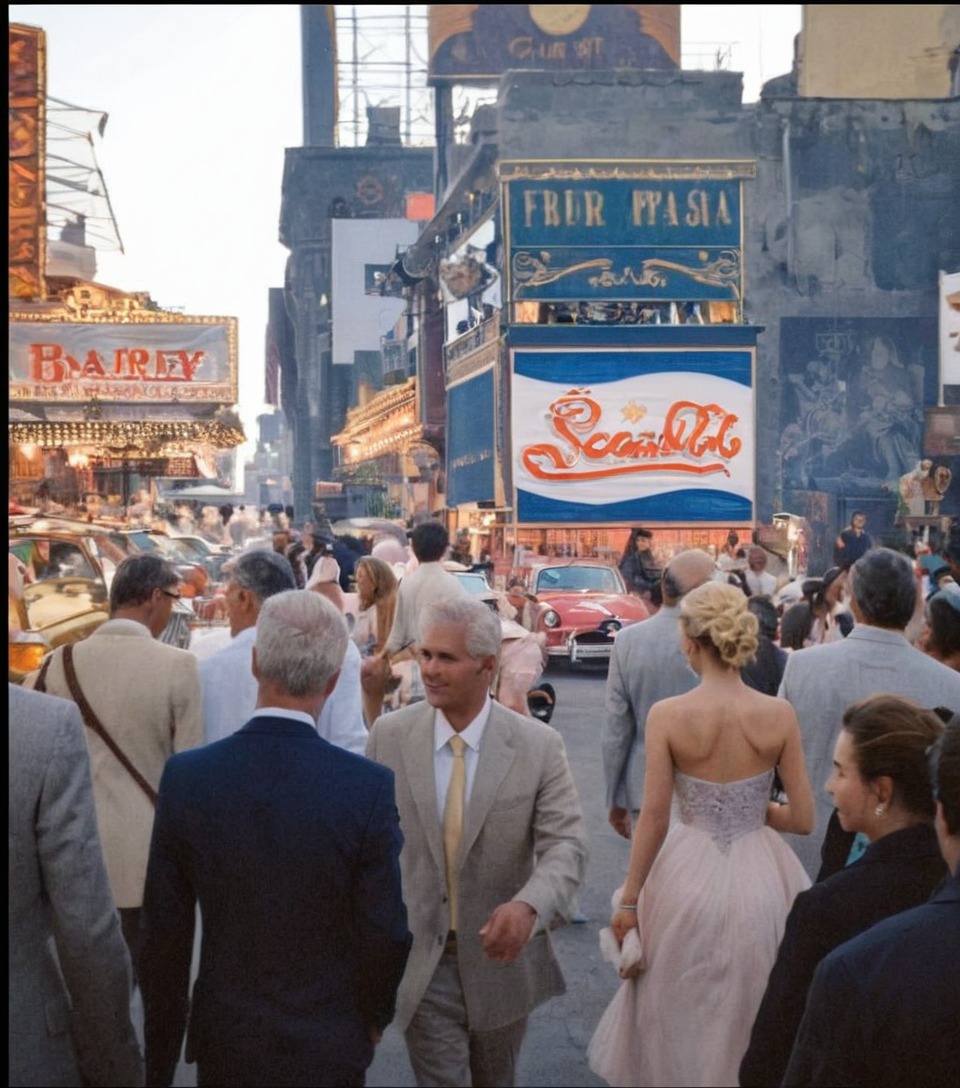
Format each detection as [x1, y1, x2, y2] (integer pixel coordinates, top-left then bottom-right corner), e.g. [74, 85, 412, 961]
[9, 283, 243, 513]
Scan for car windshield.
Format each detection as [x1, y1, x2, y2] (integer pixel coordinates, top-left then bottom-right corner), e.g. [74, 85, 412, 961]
[454, 572, 492, 596]
[535, 566, 622, 593]
[10, 538, 104, 632]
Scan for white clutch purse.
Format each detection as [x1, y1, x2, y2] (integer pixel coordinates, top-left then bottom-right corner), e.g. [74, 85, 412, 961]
[598, 887, 646, 979]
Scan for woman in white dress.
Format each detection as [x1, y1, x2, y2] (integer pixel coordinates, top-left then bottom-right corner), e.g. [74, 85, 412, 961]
[588, 581, 814, 1088]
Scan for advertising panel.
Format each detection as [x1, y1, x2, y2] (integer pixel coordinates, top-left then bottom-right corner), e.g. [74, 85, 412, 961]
[511, 346, 754, 523]
[503, 170, 747, 303]
[331, 218, 420, 365]
[446, 368, 496, 506]
[9, 23, 46, 300]
[9, 315, 238, 404]
[428, 5, 679, 83]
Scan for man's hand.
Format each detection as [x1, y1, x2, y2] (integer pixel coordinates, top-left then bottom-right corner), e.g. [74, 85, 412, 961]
[479, 900, 537, 964]
[367, 1025, 383, 1045]
[609, 805, 632, 838]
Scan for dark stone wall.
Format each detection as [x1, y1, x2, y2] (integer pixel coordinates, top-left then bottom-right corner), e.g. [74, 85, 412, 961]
[279, 146, 433, 520]
[495, 70, 960, 556]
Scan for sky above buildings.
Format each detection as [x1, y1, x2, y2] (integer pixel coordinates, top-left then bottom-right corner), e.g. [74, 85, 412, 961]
[9, 5, 802, 449]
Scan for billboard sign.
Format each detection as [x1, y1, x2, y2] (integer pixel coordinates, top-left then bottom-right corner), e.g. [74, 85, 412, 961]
[446, 367, 496, 506]
[511, 346, 755, 523]
[503, 170, 746, 303]
[428, 5, 679, 83]
[331, 218, 420, 365]
[9, 316, 238, 404]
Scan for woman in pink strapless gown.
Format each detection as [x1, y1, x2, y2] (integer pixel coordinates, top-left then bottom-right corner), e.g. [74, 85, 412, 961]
[588, 583, 814, 1088]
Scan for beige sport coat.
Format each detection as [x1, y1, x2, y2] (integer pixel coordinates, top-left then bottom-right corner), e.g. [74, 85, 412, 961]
[366, 699, 587, 1032]
[24, 619, 203, 906]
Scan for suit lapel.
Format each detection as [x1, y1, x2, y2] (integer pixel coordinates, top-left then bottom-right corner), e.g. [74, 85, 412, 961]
[401, 711, 446, 877]
[460, 707, 517, 861]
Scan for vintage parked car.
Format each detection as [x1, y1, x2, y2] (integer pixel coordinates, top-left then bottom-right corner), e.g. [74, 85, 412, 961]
[9, 521, 110, 682]
[8, 517, 201, 677]
[524, 559, 651, 664]
[447, 565, 496, 599]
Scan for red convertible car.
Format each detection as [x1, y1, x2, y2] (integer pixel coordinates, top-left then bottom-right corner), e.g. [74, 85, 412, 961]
[525, 559, 650, 664]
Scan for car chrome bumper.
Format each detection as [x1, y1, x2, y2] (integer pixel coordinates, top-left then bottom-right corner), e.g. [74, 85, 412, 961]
[545, 635, 615, 662]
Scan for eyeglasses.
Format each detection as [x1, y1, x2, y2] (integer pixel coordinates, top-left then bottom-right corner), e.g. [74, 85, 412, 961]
[160, 588, 182, 601]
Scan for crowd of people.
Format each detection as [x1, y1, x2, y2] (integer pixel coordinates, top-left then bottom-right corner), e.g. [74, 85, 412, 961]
[9, 512, 960, 1088]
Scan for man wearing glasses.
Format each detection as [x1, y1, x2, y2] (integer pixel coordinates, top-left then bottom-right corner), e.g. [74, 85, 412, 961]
[24, 553, 203, 968]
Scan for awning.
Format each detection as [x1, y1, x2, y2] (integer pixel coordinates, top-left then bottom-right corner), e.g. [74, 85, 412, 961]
[9, 417, 246, 451]
[160, 483, 246, 501]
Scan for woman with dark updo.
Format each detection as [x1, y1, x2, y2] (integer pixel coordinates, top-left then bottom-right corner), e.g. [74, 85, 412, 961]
[740, 693, 946, 1086]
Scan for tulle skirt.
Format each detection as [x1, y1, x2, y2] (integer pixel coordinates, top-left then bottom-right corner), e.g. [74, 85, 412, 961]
[588, 822, 809, 1087]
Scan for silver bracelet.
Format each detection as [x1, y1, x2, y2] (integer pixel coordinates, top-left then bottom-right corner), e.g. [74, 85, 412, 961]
[615, 902, 638, 912]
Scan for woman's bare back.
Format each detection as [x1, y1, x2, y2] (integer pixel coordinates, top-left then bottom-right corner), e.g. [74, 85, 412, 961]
[657, 677, 795, 784]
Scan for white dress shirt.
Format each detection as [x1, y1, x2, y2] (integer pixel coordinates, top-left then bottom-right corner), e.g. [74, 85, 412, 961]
[199, 627, 367, 753]
[433, 696, 492, 820]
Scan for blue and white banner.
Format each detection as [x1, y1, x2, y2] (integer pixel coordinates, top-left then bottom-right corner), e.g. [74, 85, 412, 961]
[511, 349, 754, 523]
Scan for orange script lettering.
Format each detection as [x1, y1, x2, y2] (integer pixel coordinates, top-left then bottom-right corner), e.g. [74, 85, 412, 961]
[520, 390, 741, 481]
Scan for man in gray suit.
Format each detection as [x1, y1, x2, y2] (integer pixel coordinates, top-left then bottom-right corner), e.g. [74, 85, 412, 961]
[602, 548, 716, 837]
[366, 596, 587, 1087]
[780, 547, 960, 877]
[9, 683, 143, 1087]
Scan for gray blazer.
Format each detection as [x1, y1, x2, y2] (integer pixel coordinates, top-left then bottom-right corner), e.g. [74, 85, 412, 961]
[602, 603, 699, 810]
[779, 625, 960, 877]
[8, 684, 143, 1087]
[366, 700, 587, 1033]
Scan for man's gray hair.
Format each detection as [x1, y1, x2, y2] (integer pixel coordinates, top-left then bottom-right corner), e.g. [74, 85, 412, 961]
[419, 595, 502, 659]
[230, 549, 296, 602]
[850, 547, 916, 630]
[255, 590, 348, 698]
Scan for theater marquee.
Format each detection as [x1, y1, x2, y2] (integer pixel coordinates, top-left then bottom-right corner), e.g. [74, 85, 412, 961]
[9, 314, 238, 405]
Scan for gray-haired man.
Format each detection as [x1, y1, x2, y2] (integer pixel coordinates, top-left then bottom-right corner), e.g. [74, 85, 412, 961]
[199, 549, 367, 752]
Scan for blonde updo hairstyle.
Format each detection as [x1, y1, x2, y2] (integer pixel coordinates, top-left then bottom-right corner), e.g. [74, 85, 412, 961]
[679, 581, 759, 669]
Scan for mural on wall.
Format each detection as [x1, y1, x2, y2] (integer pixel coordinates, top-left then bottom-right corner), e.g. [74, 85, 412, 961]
[778, 318, 941, 498]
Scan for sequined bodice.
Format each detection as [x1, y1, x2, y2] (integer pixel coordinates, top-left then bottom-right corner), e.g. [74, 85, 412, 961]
[674, 769, 774, 853]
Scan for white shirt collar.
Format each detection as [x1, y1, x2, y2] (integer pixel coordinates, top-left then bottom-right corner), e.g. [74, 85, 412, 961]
[433, 695, 493, 753]
[249, 707, 318, 729]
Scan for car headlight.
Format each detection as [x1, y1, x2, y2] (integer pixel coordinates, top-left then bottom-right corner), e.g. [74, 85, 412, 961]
[542, 609, 561, 629]
[9, 632, 52, 676]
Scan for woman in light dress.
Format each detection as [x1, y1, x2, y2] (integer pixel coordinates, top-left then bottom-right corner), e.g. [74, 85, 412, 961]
[352, 556, 398, 727]
[588, 581, 814, 1088]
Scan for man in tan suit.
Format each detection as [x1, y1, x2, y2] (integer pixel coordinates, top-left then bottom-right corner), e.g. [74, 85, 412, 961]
[24, 553, 203, 968]
[366, 596, 587, 1087]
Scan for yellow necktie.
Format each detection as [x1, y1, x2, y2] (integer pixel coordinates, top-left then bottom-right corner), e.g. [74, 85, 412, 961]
[443, 735, 467, 932]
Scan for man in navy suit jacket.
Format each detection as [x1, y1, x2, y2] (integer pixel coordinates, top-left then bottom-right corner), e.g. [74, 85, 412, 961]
[141, 590, 410, 1087]
[782, 718, 960, 1088]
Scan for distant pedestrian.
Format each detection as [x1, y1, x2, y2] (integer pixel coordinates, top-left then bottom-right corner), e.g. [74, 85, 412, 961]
[834, 510, 872, 570]
[619, 527, 661, 601]
[743, 546, 777, 597]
